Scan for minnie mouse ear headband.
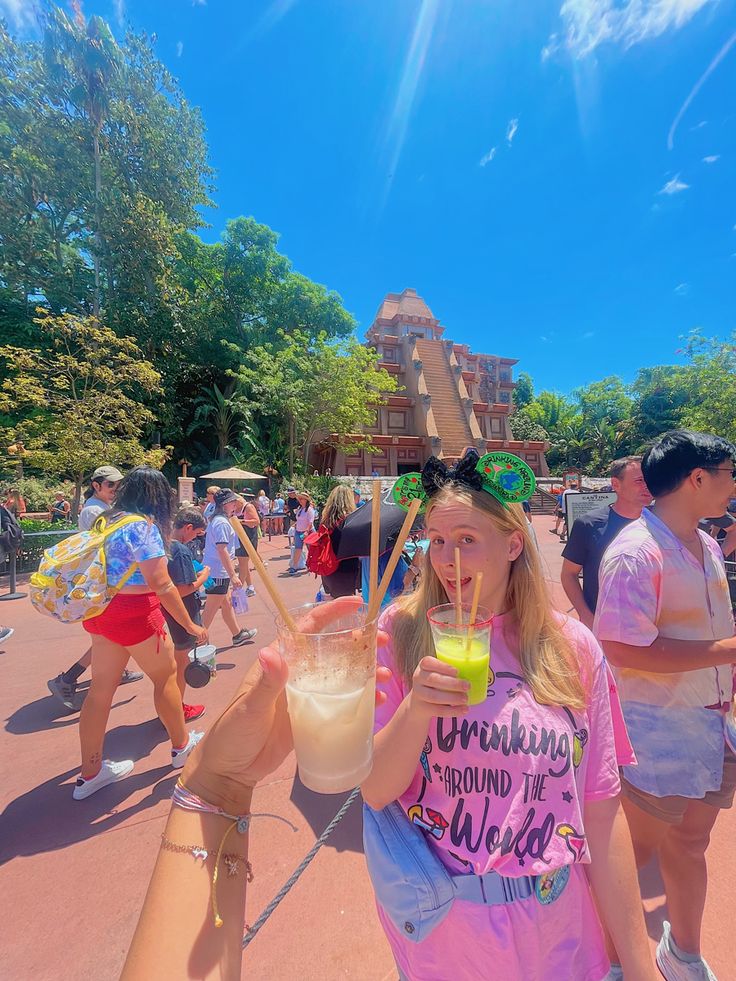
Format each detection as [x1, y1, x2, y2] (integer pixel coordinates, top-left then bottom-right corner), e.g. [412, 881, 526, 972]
[391, 448, 536, 514]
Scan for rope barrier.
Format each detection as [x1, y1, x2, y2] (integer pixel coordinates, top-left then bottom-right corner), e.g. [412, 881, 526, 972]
[242, 787, 361, 949]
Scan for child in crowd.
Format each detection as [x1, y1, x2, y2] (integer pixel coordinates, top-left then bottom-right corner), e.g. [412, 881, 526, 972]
[164, 507, 211, 723]
[201, 489, 257, 647]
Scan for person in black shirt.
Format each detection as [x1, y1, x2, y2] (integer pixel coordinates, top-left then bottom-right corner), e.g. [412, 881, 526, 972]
[164, 507, 211, 723]
[561, 457, 652, 628]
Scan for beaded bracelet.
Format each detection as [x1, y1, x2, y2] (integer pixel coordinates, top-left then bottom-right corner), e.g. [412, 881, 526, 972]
[170, 779, 295, 927]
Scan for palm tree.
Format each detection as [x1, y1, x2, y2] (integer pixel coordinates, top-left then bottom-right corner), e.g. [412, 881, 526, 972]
[187, 384, 253, 460]
[526, 391, 578, 434]
[45, 10, 121, 317]
[553, 420, 592, 470]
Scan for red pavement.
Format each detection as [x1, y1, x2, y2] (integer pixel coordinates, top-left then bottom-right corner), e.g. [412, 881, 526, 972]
[1, 517, 734, 980]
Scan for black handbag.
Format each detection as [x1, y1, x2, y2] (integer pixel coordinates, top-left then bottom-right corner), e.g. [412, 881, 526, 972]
[184, 647, 214, 688]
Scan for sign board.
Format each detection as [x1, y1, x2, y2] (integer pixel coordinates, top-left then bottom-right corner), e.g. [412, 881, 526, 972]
[564, 492, 617, 533]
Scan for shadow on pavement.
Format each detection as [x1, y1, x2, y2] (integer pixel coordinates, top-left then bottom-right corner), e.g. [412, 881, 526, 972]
[5, 693, 137, 735]
[289, 774, 364, 854]
[0, 718, 175, 864]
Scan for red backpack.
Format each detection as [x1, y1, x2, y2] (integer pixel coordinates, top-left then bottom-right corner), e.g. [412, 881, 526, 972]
[305, 524, 340, 576]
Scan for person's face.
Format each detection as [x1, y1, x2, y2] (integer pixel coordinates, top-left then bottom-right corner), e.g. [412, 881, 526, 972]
[696, 460, 736, 518]
[95, 479, 119, 504]
[297, 496, 309, 508]
[223, 499, 239, 517]
[612, 461, 652, 508]
[179, 523, 203, 544]
[427, 501, 523, 612]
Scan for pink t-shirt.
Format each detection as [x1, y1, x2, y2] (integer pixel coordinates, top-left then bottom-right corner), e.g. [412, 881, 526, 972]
[372, 608, 625, 981]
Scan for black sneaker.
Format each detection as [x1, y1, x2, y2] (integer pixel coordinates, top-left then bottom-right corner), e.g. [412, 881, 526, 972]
[232, 628, 258, 647]
[47, 673, 78, 711]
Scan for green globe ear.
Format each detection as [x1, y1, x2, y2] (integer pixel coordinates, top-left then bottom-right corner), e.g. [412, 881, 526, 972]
[392, 473, 428, 514]
[475, 452, 537, 506]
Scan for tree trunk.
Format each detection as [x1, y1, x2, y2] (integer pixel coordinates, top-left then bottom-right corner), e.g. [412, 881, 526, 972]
[71, 474, 83, 523]
[92, 127, 102, 318]
[288, 413, 295, 479]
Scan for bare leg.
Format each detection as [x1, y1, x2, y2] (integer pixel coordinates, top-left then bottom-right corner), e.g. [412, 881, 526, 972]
[174, 647, 188, 701]
[127, 632, 187, 749]
[602, 794, 672, 963]
[237, 555, 252, 588]
[658, 799, 720, 955]
[220, 591, 240, 636]
[78, 637, 129, 778]
[78, 648, 92, 669]
[202, 593, 224, 629]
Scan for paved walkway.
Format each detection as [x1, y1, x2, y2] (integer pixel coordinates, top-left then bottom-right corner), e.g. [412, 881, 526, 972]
[1, 517, 734, 979]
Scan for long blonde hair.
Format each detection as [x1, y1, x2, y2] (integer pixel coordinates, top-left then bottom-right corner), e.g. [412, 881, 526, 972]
[321, 484, 356, 529]
[391, 484, 588, 710]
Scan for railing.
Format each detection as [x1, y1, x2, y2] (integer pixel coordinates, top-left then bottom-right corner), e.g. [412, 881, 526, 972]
[1, 529, 77, 579]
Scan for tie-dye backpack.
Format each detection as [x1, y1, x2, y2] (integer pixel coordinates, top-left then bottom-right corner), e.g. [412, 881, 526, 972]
[30, 514, 144, 623]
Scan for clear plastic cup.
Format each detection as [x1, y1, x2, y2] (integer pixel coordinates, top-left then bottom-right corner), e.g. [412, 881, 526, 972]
[427, 604, 493, 705]
[276, 601, 379, 794]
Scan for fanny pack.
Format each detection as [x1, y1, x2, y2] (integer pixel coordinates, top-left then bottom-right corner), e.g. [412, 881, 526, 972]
[363, 801, 569, 943]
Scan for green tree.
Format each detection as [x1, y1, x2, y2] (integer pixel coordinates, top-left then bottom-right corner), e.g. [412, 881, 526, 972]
[239, 332, 399, 477]
[513, 371, 534, 412]
[679, 333, 736, 439]
[629, 364, 690, 445]
[550, 420, 592, 471]
[525, 391, 579, 434]
[187, 383, 253, 462]
[0, 311, 163, 515]
[508, 410, 548, 442]
[574, 375, 633, 428]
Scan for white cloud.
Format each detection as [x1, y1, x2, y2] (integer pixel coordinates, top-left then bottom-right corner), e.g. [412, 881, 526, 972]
[506, 118, 519, 145]
[249, 0, 299, 37]
[547, 0, 715, 58]
[192, 0, 207, 5]
[581, 330, 596, 339]
[176, 40, 184, 57]
[667, 31, 736, 149]
[659, 174, 690, 194]
[691, 120, 708, 130]
[0, 0, 40, 31]
[540, 335, 551, 343]
[113, 0, 126, 28]
[702, 154, 720, 163]
[479, 146, 497, 167]
[674, 282, 691, 295]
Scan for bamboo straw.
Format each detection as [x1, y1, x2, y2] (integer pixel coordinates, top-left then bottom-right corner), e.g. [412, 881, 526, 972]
[454, 547, 462, 627]
[465, 572, 484, 652]
[368, 498, 422, 621]
[368, 479, 381, 610]
[229, 516, 298, 632]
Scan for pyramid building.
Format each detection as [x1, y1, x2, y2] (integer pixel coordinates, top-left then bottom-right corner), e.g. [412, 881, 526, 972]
[308, 288, 549, 477]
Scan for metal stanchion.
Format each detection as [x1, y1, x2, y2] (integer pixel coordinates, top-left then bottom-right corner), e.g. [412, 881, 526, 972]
[0, 549, 27, 601]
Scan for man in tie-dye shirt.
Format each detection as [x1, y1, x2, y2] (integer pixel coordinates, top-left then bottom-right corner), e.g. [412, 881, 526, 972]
[595, 430, 736, 981]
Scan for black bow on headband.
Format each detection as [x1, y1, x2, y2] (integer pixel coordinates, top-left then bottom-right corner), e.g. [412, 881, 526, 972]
[421, 449, 484, 497]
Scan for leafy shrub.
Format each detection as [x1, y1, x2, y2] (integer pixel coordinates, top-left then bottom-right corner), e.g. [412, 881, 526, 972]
[0, 476, 76, 512]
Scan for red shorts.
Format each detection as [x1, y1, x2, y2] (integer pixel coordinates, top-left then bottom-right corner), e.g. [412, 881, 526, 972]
[83, 592, 167, 647]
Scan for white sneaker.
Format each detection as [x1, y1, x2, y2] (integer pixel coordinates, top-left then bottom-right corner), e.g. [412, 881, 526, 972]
[245, 585, 256, 597]
[171, 730, 204, 768]
[73, 759, 134, 800]
[656, 921, 717, 981]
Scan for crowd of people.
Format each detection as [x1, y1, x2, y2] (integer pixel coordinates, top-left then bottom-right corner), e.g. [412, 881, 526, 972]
[3, 428, 736, 979]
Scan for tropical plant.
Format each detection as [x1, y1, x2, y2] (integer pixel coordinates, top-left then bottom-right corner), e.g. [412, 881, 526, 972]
[186, 384, 253, 461]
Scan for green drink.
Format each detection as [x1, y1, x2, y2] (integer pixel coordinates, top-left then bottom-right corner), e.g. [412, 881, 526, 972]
[428, 603, 493, 707]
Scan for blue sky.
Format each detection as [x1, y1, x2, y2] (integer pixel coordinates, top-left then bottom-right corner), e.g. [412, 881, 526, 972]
[6, 0, 736, 394]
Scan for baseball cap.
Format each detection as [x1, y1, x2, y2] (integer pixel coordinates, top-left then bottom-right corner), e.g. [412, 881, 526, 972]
[214, 488, 238, 508]
[91, 465, 123, 483]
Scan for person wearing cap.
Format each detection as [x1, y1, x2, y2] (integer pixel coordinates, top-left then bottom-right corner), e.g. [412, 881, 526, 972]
[201, 489, 258, 647]
[285, 487, 300, 533]
[78, 465, 124, 531]
[48, 464, 143, 711]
